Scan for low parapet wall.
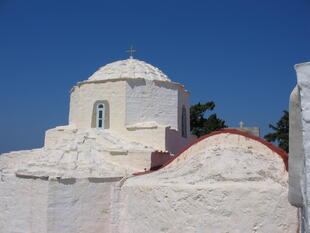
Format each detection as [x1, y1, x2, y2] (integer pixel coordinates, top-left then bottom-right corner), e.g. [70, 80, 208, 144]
[135, 128, 288, 176]
[0, 174, 122, 233]
[163, 128, 288, 170]
[123, 129, 296, 233]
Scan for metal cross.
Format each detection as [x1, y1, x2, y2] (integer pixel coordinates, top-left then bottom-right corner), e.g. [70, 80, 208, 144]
[126, 45, 136, 58]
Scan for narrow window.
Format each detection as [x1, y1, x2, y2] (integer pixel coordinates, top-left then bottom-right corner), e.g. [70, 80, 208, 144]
[97, 104, 105, 129]
[182, 106, 187, 137]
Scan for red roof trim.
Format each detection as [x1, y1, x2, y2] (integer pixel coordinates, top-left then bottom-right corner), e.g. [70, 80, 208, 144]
[133, 128, 288, 176]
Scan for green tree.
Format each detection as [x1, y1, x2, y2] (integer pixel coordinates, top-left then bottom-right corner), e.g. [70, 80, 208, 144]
[190, 101, 227, 137]
[264, 110, 289, 152]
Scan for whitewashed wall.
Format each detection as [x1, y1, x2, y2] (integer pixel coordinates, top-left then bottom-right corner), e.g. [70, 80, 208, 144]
[0, 175, 122, 233]
[46, 177, 121, 233]
[120, 133, 298, 233]
[290, 62, 310, 232]
[126, 80, 179, 130]
[0, 131, 297, 233]
[289, 85, 303, 208]
[0, 175, 48, 233]
[69, 79, 194, 153]
[69, 81, 127, 131]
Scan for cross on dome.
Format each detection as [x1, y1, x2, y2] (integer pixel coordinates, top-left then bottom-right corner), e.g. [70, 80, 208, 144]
[126, 45, 136, 59]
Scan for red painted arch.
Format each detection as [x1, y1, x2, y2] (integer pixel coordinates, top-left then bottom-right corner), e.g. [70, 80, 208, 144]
[134, 128, 288, 176]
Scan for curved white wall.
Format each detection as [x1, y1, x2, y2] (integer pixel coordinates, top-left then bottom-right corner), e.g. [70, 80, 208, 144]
[70, 79, 190, 138]
[120, 133, 298, 233]
[126, 80, 182, 130]
[126, 79, 190, 134]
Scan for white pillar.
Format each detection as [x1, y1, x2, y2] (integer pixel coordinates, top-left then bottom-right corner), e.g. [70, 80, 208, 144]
[291, 62, 310, 232]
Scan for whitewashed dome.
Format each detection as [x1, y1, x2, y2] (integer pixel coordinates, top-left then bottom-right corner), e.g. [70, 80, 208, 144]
[88, 58, 171, 82]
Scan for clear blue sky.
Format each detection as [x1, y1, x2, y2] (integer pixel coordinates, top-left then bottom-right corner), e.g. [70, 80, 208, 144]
[0, 0, 309, 153]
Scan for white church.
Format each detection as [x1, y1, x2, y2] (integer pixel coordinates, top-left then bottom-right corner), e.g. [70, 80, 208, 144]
[68, 55, 195, 156]
[0, 56, 298, 233]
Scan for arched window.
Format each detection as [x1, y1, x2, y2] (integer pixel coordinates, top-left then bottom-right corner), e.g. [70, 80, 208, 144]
[96, 104, 105, 129]
[91, 100, 109, 129]
[182, 106, 187, 137]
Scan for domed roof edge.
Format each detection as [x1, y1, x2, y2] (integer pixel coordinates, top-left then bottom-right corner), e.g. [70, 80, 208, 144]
[87, 58, 171, 82]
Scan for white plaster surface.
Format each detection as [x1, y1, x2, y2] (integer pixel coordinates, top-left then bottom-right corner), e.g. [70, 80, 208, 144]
[0, 125, 154, 233]
[120, 133, 298, 233]
[0, 175, 121, 233]
[126, 79, 179, 130]
[69, 81, 127, 131]
[0, 174, 48, 233]
[87, 58, 171, 82]
[0, 131, 297, 233]
[46, 177, 120, 233]
[291, 62, 310, 232]
[122, 125, 168, 152]
[289, 85, 304, 207]
[1, 126, 155, 179]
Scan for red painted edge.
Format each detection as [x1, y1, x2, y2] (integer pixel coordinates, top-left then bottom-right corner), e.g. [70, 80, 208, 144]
[133, 128, 288, 176]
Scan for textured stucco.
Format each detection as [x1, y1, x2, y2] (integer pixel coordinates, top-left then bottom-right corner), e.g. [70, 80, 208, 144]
[0, 174, 48, 233]
[121, 125, 167, 152]
[289, 62, 310, 232]
[126, 79, 179, 130]
[0, 175, 120, 233]
[289, 85, 304, 207]
[46, 178, 120, 233]
[0, 130, 297, 233]
[69, 81, 127, 131]
[0, 124, 152, 233]
[120, 133, 298, 233]
[0, 126, 156, 180]
[87, 58, 170, 82]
